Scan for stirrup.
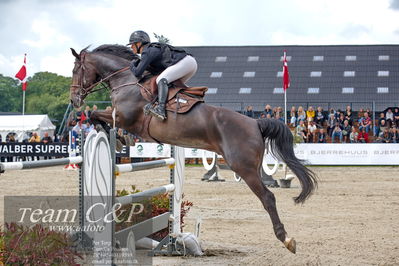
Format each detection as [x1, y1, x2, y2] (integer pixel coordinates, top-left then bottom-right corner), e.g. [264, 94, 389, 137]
[143, 103, 152, 115]
[148, 106, 166, 120]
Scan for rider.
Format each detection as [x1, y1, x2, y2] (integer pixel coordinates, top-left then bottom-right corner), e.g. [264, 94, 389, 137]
[128, 30, 198, 120]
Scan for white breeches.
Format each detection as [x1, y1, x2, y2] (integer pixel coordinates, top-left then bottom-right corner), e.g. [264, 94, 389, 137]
[156, 55, 198, 84]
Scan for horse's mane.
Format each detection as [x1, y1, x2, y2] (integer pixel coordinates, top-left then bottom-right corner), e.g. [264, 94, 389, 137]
[90, 44, 139, 61]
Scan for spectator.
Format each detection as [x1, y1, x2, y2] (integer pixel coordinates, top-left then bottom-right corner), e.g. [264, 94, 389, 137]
[276, 106, 284, 118]
[314, 106, 325, 128]
[358, 128, 369, 143]
[317, 128, 327, 143]
[386, 108, 394, 128]
[274, 112, 284, 122]
[344, 106, 354, 126]
[341, 120, 351, 143]
[29, 132, 41, 161]
[6, 134, 16, 162]
[307, 121, 317, 143]
[295, 120, 307, 143]
[382, 128, 393, 143]
[83, 122, 94, 136]
[75, 107, 83, 124]
[357, 108, 365, 125]
[375, 112, 386, 136]
[244, 105, 255, 118]
[327, 113, 337, 137]
[331, 122, 343, 143]
[328, 108, 336, 118]
[306, 106, 315, 122]
[42, 132, 53, 160]
[84, 105, 92, 122]
[389, 127, 397, 143]
[338, 113, 346, 127]
[359, 112, 372, 133]
[394, 126, 399, 143]
[262, 104, 273, 118]
[289, 106, 297, 127]
[350, 126, 359, 143]
[393, 107, 399, 128]
[106, 106, 112, 112]
[297, 106, 306, 122]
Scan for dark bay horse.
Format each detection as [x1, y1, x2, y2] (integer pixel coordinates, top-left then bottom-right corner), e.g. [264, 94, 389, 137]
[69, 44, 317, 253]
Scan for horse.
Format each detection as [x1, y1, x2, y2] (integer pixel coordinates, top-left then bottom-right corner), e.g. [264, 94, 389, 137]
[69, 44, 317, 253]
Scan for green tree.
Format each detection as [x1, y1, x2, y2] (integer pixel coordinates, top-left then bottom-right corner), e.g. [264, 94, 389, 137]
[153, 33, 170, 44]
[0, 74, 22, 113]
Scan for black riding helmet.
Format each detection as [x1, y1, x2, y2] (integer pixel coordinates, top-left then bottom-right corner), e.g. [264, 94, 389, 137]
[127, 30, 150, 45]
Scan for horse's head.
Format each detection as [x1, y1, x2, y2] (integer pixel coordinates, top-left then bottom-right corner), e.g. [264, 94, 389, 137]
[69, 47, 99, 108]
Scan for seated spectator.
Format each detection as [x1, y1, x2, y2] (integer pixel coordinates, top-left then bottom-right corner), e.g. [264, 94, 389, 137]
[341, 120, 351, 143]
[307, 121, 317, 143]
[244, 105, 255, 118]
[262, 104, 273, 117]
[380, 128, 393, 143]
[317, 128, 327, 143]
[314, 106, 325, 128]
[338, 113, 346, 127]
[289, 106, 297, 127]
[350, 126, 359, 143]
[357, 108, 365, 125]
[393, 107, 399, 128]
[75, 106, 83, 124]
[297, 106, 306, 123]
[359, 112, 372, 133]
[327, 113, 337, 137]
[328, 108, 336, 119]
[335, 109, 342, 120]
[375, 112, 386, 136]
[306, 106, 315, 122]
[295, 120, 307, 143]
[344, 106, 354, 126]
[394, 126, 399, 143]
[386, 108, 394, 128]
[389, 127, 397, 143]
[358, 128, 369, 143]
[331, 122, 343, 143]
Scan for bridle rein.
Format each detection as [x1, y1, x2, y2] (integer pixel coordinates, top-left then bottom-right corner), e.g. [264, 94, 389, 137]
[70, 52, 133, 100]
[71, 51, 151, 102]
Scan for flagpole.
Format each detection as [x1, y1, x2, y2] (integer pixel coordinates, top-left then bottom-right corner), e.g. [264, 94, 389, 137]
[22, 90, 25, 116]
[284, 90, 287, 125]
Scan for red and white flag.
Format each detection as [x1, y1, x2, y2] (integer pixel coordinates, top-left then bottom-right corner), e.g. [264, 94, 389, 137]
[15, 54, 28, 91]
[282, 50, 290, 91]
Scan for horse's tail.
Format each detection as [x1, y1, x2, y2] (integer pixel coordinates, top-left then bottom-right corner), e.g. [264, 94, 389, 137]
[257, 118, 318, 204]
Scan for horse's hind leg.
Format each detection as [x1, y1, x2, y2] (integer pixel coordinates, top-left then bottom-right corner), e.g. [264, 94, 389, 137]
[224, 149, 296, 253]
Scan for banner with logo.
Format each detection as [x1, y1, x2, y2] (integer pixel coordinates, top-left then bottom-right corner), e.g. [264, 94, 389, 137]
[0, 143, 69, 157]
[293, 144, 399, 165]
[129, 143, 399, 165]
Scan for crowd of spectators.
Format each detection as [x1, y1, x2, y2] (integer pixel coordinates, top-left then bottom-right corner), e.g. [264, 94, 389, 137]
[243, 104, 399, 143]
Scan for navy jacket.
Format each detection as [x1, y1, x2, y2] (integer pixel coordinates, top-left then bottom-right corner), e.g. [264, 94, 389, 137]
[130, 43, 188, 78]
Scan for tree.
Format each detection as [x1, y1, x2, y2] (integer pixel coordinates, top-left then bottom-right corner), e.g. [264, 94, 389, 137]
[153, 33, 170, 44]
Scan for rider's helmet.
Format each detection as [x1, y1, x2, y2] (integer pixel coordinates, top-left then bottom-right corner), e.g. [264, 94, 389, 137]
[128, 30, 150, 45]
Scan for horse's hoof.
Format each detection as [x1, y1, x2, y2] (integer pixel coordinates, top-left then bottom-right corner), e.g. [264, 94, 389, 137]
[284, 237, 296, 254]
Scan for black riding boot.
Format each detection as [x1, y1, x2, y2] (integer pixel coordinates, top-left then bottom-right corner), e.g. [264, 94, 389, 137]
[149, 78, 168, 120]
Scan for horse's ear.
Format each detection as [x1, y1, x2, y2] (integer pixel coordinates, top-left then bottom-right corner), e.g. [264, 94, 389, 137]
[70, 48, 80, 60]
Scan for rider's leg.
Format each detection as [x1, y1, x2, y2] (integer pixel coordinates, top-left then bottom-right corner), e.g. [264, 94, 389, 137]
[147, 56, 198, 120]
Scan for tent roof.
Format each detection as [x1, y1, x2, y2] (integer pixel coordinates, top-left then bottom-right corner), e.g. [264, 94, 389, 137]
[0, 115, 56, 132]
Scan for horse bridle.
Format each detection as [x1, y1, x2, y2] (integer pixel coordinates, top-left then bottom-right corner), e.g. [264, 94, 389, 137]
[70, 52, 131, 99]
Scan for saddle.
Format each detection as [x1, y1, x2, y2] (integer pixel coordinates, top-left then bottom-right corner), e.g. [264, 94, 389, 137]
[139, 76, 208, 114]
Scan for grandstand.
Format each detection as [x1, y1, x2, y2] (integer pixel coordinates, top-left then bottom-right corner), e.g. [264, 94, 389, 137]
[183, 45, 398, 113]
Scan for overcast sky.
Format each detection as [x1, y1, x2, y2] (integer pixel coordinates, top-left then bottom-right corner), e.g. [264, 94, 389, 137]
[0, 0, 398, 78]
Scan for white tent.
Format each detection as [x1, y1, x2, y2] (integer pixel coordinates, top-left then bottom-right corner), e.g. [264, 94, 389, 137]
[0, 115, 56, 142]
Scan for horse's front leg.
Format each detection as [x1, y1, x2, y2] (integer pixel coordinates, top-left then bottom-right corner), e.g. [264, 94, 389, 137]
[90, 109, 114, 134]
